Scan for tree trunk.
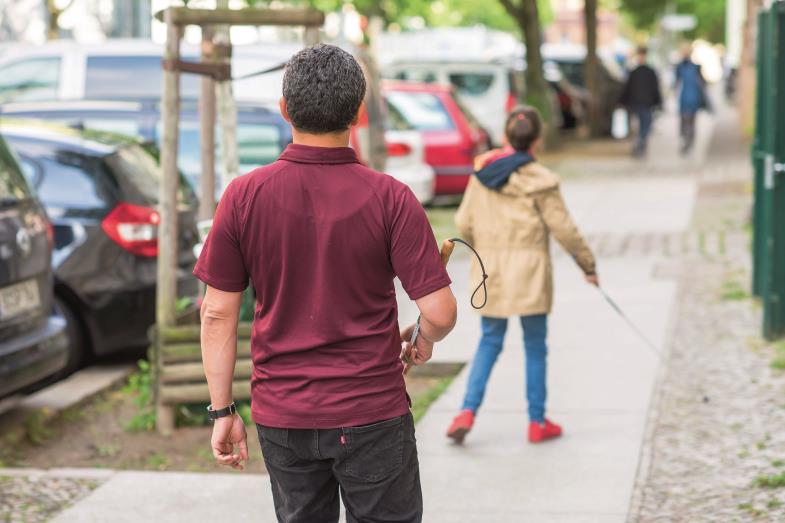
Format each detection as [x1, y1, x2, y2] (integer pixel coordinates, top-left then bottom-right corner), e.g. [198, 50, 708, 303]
[738, 0, 762, 137]
[584, 0, 602, 137]
[45, 0, 75, 40]
[215, 0, 239, 191]
[500, 0, 554, 141]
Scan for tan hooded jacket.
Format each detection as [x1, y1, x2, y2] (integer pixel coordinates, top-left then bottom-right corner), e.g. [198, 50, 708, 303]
[455, 157, 596, 317]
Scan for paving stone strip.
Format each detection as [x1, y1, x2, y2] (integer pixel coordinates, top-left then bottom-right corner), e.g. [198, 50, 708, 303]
[629, 156, 785, 521]
[549, 230, 739, 260]
[0, 474, 101, 523]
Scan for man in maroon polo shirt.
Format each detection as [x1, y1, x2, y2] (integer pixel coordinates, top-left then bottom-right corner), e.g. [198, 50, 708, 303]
[194, 44, 457, 523]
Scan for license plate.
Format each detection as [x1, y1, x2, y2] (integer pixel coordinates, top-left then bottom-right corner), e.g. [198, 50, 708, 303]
[0, 279, 40, 320]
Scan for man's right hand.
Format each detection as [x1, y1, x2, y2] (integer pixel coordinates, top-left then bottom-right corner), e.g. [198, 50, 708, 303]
[400, 324, 435, 368]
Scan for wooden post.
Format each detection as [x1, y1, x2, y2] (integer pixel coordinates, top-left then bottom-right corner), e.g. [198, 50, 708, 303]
[215, 0, 239, 191]
[199, 26, 217, 221]
[156, 9, 182, 435]
[151, 4, 326, 435]
[304, 26, 320, 46]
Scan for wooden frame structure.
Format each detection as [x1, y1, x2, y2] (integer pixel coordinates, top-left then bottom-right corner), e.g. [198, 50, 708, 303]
[153, 6, 325, 434]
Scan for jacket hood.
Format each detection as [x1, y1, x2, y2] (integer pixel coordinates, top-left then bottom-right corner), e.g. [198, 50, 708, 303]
[474, 149, 536, 190]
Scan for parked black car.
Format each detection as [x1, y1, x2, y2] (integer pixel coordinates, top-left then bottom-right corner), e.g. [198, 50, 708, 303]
[0, 99, 293, 197]
[0, 133, 68, 397]
[542, 44, 627, 136]
[1, 121, 199, 372]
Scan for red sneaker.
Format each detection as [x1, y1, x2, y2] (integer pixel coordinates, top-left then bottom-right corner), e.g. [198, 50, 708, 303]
[528, 419, 562, 443]
[447, 409, 475, 444]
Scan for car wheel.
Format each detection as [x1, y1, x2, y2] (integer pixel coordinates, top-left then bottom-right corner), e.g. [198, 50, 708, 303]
[54, 296, 90, 376]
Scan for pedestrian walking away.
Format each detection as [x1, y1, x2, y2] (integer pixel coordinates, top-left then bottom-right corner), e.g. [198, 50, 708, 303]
[620, 45, 662, 158]
[194, 44, 457, 523]
[675, 42, 711, 155]
[446, 106, 599, 445]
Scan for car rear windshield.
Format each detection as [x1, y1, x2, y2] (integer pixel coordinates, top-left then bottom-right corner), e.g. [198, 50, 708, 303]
[556, 61, 585, 87]
[385, 101, 415, 131]
[31, 155, 111, 211]
[104, 144, 195, 206]
[0, 141, 33, 203]
[166, 120, 285, 191]
[86, 56, 199, 99]
[0, 57, 61, 104]
[237, 123, 285, 172]
[448, 73, 495, 96]
[384, 91, 455, 132]
[451, 95, 483, 132]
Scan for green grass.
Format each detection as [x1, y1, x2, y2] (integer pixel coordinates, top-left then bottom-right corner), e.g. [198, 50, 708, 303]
[426, 207, 459, 243]
[24, 409, 55, 445]
[754, 471, 785, 488]
[96, 443, 120, 458]
[146, 452, 170, 470]
[720, 279, 750, 301]
[411, 376, 455, 424]
[738, 502, 764, 517]
[123, 360, 156, 432]
[770, 342, 785, 371]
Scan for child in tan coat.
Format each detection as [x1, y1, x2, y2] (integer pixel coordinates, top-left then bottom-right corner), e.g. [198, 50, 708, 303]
[447, 106, 598, 444]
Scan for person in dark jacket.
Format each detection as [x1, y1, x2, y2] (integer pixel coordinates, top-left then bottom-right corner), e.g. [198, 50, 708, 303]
[620, 46, 662, 157]
[675, 43, 709, 155]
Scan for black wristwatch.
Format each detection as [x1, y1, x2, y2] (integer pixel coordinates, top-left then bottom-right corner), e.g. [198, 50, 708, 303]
[207, 401, 237, 421]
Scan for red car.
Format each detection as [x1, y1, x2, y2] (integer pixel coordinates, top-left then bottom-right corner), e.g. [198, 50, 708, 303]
[382, 81, 488, 196]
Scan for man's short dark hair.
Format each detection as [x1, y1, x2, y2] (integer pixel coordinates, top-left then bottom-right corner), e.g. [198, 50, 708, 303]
[282, 44, 367, 134]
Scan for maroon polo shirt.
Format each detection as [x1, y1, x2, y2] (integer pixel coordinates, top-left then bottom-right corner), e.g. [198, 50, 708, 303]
[194, 143, 451, 429]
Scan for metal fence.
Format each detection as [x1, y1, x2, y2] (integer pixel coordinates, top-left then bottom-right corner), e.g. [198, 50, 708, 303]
[752, 0, 785, 339]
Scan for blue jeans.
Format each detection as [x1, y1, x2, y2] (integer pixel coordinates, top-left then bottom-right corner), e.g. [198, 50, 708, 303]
[632, 106, 653, 154]
[461, 315, 548, 423]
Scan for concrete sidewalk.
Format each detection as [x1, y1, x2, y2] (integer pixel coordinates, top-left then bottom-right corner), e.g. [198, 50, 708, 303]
[50, 107, 706, 523]
[411, 108, 701, 522]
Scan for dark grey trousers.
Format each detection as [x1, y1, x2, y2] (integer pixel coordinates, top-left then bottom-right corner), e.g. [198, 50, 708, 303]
[681, 113, 697, 152]
[256, 413, 422, 523]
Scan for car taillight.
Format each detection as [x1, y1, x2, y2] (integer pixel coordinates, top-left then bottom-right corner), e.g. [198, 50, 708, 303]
[557, 92, 572, 110]
[505, 92, 517, 113]
[45, 220, 54, 249]
[386, 142, 412, 157]
[474, 131, 490, 155]
[101, 203, 160, 257]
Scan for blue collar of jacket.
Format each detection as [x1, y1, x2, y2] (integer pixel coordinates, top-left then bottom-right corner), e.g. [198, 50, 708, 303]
[474, 151, 536, 189]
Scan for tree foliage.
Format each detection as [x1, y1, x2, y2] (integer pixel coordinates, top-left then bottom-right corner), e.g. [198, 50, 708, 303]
[264, 0, 548, 32]
[619, 0, 726, 43]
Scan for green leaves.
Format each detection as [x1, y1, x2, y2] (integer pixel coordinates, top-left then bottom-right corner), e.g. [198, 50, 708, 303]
[619, 0, 726, 43]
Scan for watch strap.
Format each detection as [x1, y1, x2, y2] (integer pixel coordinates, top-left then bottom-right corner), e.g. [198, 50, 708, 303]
[207, 401, 237, 421]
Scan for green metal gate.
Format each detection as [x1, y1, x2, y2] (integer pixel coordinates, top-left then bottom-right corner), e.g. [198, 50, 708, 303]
[753, 0, 785, 340]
